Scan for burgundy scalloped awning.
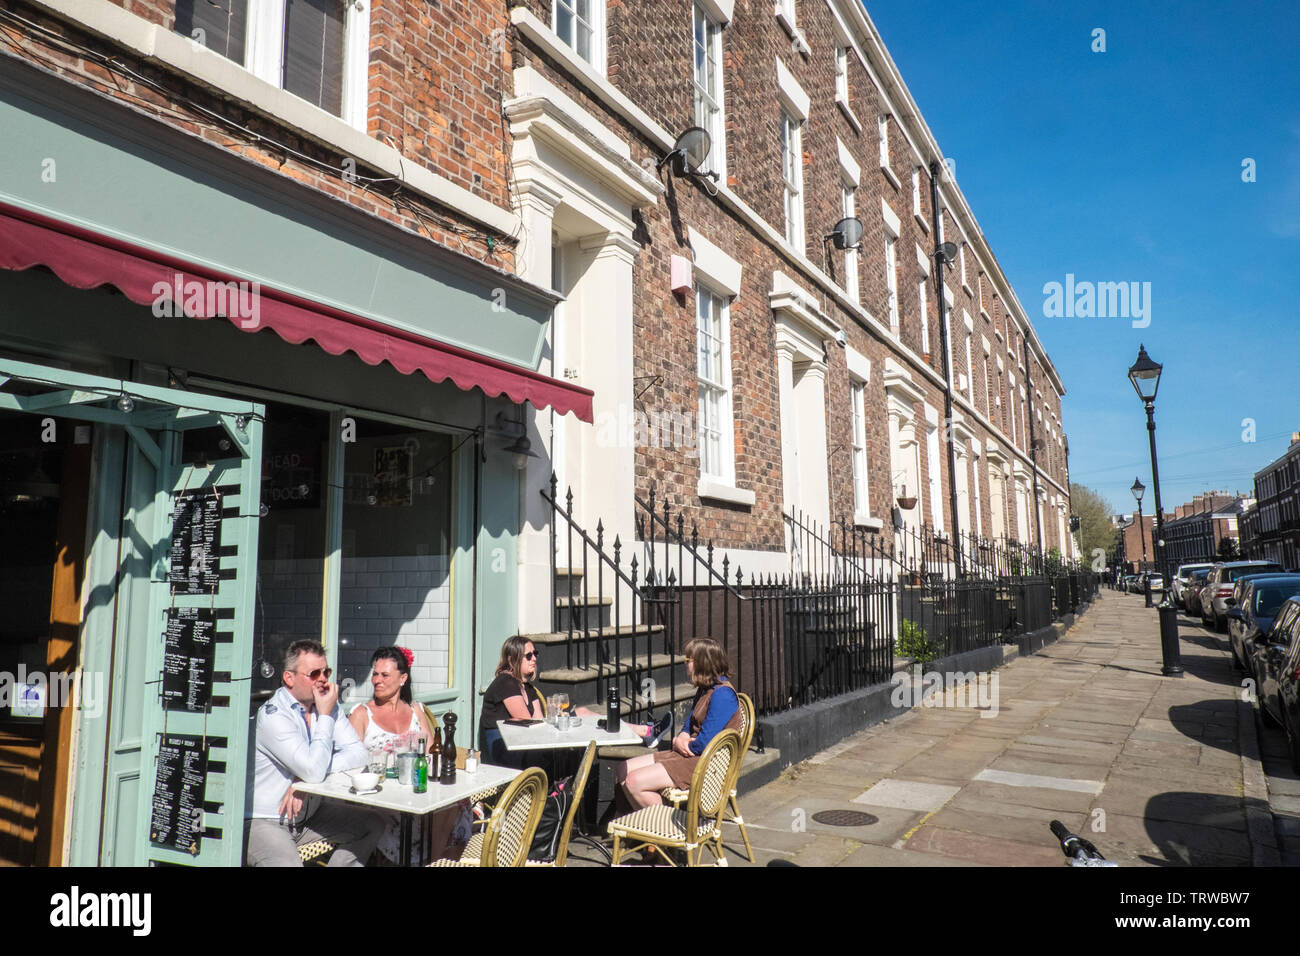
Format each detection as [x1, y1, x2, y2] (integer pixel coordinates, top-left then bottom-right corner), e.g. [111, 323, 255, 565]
[0, 202, 593, 422]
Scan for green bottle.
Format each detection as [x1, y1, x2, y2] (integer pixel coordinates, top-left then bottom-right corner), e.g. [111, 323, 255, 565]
[413, 737, 428, 793]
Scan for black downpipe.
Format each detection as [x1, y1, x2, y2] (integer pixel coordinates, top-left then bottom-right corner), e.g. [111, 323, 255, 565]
[929, 161, 964, 578]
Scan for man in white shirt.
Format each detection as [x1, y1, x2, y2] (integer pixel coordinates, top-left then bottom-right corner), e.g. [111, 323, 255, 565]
[244, 640, 382, 866]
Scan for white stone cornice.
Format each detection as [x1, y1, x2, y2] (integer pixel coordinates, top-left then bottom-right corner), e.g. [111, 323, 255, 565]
[770, 271, 840, 345]
[505, 95, 663, 209]
[580, 231, 639, 263]
[882, 358, 926, 406]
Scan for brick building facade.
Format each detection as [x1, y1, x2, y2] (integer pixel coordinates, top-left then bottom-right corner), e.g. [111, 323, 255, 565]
[1241, 434, 1300, 569]
[507, 0, 1077, 629]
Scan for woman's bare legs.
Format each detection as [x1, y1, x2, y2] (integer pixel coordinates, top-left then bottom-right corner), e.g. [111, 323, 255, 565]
[621, 760, 676, 809]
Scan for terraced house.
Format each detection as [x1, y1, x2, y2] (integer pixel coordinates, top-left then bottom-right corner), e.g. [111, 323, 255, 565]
[0, 0, 1075, 867]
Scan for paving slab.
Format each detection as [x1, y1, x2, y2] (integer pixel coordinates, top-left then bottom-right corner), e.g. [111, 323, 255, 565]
[853, 778, 961, 812]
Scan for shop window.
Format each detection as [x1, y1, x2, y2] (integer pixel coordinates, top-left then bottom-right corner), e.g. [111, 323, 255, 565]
[338, 419, 453, 694]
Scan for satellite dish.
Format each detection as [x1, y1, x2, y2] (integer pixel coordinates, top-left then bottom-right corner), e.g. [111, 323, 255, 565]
[827, 216, 864, 250]
[936, 241, 958, 265]
[658, 126, 713, 177]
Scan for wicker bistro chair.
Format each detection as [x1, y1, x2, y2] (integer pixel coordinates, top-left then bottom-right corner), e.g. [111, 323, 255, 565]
[609, 729, 743, 867]
[297, 840, 334, 865]
[429, 767, 547, 867]
[661, 691, 756, 863]
[527, 740, 598, 867]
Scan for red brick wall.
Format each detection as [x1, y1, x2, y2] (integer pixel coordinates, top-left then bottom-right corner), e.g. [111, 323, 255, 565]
[10, 0, 515, 265]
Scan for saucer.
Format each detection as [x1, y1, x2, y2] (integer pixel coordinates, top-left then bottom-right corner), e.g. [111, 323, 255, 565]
[349, 784, 383, 795]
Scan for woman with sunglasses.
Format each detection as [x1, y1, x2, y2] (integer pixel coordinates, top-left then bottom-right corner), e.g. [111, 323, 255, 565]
[479, 636, 546, 767]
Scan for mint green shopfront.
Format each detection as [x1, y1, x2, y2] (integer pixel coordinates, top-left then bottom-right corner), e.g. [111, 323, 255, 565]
[0, 59, 589, 867]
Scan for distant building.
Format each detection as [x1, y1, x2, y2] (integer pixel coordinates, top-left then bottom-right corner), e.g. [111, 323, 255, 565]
[1162, 491, 1252, 566]
[1241, 433, 1300, 568]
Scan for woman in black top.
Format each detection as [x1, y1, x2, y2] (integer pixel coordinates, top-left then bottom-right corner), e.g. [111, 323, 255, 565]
[479, 636, 544, 766]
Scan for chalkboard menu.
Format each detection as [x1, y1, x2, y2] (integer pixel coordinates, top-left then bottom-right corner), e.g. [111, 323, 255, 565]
[150, 734, 208, 855]
[170, 491, 221, 594]
[163, 607, 217, 711]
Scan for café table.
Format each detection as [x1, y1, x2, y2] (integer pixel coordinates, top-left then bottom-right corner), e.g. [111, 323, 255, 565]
[496, 718, 646, 863]
[294, 763, 519, 866]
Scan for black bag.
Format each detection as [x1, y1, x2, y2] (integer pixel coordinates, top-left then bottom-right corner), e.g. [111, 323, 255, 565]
[528, 772, 576, 862]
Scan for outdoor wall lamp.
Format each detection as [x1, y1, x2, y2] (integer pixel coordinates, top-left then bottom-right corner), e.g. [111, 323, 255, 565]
[1131, 477, 1144, 504]
[656, 126, 720, 193]
[496, 412, 539, 471]
[823, 216, 864, 251]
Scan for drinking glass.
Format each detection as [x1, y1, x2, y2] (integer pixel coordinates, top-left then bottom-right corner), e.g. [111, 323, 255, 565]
[546, 698, 560, 726]
[555, 693, 569, 716]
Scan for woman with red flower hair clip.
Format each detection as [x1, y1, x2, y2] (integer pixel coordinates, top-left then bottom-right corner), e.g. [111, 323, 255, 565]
[349, 646, 467, 862]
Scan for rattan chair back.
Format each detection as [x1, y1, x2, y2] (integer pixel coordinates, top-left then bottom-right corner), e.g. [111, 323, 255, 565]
[685, 728, 740, 844]
[549, 741, 597, 867]
[480, 767, 547, 867]
[735, 692, 755, 752]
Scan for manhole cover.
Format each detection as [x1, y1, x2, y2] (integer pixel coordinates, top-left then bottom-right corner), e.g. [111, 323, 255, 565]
[811, 809, 878, 827]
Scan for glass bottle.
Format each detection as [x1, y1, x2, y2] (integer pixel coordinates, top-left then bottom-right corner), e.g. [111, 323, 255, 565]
[432, 727, 443, 781]
[413, 737, 428, 793]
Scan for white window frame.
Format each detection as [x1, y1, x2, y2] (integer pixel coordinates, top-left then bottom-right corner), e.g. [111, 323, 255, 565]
[918, 276, 930, 355]
[781, 109, 805, 253]
[964, 327, 974, 403]
[841, 179, 858, 303]
[850, 379, 869, 519]
[926, 412, 944, 534]
[693, 3, 726, 177]
[239, 0, 368, 129]
[696, 283, 736, 485]
[553, 0, 605, 73]
[878, 114, 890, 170]
[834, 44, 849, 105]
[884, 234, 899, 330]
[958, 243, 969, 291]
[911, 167, 924, 221]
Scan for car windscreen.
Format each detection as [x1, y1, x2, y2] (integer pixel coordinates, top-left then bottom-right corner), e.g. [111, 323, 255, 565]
[1227, 565, 1283, 582]
[1256, 587, 1300, 617]
[1191, 570, 1210, 582]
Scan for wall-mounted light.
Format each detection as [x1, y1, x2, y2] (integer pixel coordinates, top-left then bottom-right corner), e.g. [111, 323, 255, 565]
[116, 393, 135, 413]
[503, 434, 540, 471]
[823, 216, 864, 251]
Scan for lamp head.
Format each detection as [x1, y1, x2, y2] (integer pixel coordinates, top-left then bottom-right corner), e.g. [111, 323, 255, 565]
[1131, 477, 1145, 503]
[1127, 344, 1162, 402]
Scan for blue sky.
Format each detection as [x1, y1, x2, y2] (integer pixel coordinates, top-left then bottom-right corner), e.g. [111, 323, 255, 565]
[866, 0, 1300, 516]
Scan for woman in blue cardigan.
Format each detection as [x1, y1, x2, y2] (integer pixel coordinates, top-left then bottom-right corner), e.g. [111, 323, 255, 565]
[615, 638, 741, 808]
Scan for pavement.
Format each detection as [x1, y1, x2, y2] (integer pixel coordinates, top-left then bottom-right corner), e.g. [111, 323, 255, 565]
[699, 589, 1300, 867]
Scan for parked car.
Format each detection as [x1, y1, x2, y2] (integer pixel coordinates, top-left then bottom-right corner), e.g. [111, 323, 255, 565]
[1123, 574, 1141, 593]
[1226, 573, 1300, 670]
[1145, 573, 1165, 596]
[1201, 561, 1285, 631]
[1250, 597, 1300, 772]
[1172, 563, 1214, 606]
[1184, 568, 1212, 615]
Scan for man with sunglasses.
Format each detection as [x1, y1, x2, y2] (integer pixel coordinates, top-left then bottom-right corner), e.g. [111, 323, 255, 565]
[244, 640, 383, 866]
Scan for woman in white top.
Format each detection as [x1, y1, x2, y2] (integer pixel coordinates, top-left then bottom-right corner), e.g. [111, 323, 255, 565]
[348, 646, 466, 862]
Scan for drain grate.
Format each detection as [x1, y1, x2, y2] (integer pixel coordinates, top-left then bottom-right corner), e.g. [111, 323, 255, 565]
[811, 809, 878, 828]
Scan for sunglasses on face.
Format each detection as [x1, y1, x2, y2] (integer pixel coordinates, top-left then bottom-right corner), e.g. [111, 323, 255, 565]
[298, 667, 332, 680]
[523, 651, 539, 661]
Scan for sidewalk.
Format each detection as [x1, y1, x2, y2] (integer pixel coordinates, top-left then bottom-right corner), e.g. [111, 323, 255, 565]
[722, 591, 1289, 867]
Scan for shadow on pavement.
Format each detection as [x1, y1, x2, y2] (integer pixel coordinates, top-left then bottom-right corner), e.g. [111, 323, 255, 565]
[1139, 791, 1254, 866]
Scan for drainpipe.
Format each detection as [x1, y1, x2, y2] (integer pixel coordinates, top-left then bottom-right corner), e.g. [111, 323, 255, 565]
[929, 161, 963, 578]
[1022, 336, 1044, 551]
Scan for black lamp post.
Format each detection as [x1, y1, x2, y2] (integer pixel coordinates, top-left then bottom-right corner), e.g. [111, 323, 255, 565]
[1128, 344, 1182, 676]
[1131, 477, 1149, 605]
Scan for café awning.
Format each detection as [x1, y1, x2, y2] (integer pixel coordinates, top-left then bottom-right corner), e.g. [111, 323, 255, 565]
[0, 202, 593, 422]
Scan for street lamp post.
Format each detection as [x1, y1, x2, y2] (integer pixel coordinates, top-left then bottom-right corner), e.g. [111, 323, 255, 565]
[1128, 344, 1183, 677]
[1132, 478, 1148, 606]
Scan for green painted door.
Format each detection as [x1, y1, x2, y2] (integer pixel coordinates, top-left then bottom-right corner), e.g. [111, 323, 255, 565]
[0, 359, 263, 866]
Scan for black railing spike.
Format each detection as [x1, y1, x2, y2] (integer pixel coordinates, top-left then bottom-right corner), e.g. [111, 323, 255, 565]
[667, 567, 676, 587]
[549, 471, 557, 497]
[630, 553, 638, 578]
[565, 486, 574, 515]
[735, 565, 743, 587]
[676, 512, 684, 542]
[596, 519, 604, 546]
